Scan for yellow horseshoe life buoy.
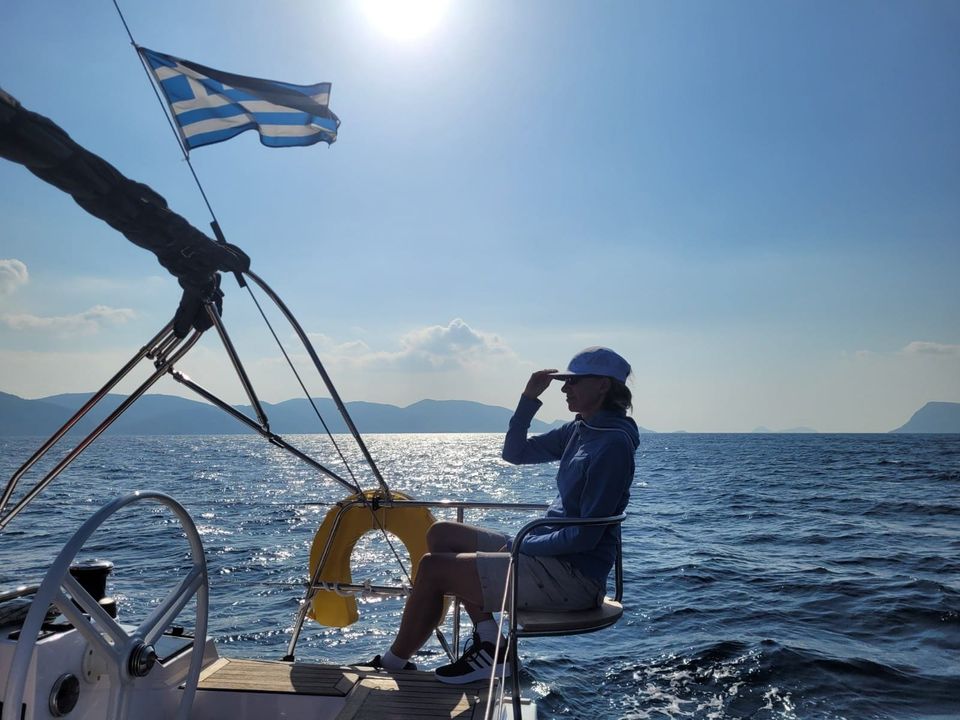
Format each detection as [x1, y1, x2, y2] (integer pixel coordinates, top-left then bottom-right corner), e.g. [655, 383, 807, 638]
[307, 490, 436, 627]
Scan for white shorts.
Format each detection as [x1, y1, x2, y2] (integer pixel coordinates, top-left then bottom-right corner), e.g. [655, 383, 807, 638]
[471, 525, 604, 613]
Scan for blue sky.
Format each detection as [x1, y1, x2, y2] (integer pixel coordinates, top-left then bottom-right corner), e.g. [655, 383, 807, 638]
[1, 0, 958, 432]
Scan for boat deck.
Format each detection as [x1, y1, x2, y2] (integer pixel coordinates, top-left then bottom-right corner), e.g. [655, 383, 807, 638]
[197, 657, 491, 719]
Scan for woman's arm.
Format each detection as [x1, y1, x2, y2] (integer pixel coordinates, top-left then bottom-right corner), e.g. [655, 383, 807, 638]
[502, 370, 569, 464]
[502, 395, 569, 464]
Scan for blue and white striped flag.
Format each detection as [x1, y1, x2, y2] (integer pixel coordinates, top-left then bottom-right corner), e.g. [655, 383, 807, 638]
[139, 47, 339, 151]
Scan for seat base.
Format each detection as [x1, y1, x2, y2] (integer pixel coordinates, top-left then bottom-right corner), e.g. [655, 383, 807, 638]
[515, 597, 623, 636]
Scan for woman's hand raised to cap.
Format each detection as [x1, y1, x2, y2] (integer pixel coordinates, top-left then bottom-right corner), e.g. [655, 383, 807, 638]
[523, 369, 559, 400]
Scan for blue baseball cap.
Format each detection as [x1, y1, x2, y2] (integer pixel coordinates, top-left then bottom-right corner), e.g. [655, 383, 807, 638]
[551, 346, 631, 383]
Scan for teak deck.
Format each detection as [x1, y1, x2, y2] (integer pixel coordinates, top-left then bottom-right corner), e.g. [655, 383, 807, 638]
[198, 657, 490, 719]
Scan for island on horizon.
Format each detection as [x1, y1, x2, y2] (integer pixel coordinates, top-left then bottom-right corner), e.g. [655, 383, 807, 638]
[0, 390, 660, 437]
[1, 392, 956, 436]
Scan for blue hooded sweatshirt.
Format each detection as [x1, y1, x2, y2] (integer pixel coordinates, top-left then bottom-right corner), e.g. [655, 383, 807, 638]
[501, 394, 640, 582]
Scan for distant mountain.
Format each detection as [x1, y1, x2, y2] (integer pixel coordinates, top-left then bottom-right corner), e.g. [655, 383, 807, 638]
[0, 392, 564, 436]
[751, 425, 818, 434]
[38, 393, 240, 435]
[891, 402, 960, 433]
[0, 392, 70, 436]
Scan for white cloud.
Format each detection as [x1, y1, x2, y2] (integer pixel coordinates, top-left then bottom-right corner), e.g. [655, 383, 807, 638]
[0, 305, 136, 335]
[265, 319, 525, 408]
[849, 342, 960, 359]
[305, 333, 371, 356]
[0, 259, 28, 295]
[357, 318, 514, 372]
[902, 341, 960, 356]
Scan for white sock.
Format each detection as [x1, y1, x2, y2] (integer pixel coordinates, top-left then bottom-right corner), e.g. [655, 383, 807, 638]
[475, 619, 502, 645]
[380, 649, 409, 670]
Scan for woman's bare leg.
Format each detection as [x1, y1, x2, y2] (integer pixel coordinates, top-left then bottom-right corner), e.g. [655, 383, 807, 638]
[389, 552, 485, 659]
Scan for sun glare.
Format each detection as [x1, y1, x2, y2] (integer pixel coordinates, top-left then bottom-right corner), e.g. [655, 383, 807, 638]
[360, 0, 449, 41]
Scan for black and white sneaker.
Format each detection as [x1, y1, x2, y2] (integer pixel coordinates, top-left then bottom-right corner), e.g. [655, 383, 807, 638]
[364, 654, 418, 671]
[434, 633, 510, 685]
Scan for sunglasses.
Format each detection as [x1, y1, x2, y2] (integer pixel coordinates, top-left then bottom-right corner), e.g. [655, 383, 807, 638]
[561, 375, 597, 386]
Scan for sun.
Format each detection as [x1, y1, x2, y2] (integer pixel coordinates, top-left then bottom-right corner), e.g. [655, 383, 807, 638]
[360, 0, 450, 41]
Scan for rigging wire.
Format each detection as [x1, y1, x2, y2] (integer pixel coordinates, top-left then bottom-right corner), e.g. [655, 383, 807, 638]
[243, 282, 364, 496]
[239, 273, 416, 585]
[110, 0, 373, 496]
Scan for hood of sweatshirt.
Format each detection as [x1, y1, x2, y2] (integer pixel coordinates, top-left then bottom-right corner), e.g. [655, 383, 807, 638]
[575, 410, 641, 451]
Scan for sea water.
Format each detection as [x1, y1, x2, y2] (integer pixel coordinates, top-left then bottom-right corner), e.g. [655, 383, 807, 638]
[1, 432, 957, 719]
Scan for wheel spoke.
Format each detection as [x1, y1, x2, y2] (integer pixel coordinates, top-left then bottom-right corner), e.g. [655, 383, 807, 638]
[56, 581, 125, 661]
[138, 566, 204, 645]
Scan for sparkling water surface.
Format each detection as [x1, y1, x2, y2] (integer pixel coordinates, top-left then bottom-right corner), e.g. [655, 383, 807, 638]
[1, 432, 958, 719]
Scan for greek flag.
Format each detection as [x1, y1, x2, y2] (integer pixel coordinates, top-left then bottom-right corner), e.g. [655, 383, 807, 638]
[139, 47, 339, 151]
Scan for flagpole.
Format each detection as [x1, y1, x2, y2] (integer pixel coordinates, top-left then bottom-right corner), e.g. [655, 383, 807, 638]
[111, 0, 244, 288]
[112, 2, 187, 158]
[106, 2, 386, 498]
